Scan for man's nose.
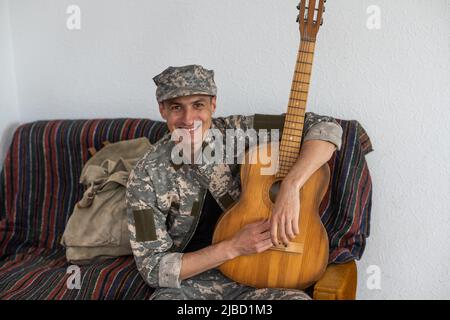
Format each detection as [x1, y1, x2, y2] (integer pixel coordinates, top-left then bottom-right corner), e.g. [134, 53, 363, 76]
[182, 107, 195, 125]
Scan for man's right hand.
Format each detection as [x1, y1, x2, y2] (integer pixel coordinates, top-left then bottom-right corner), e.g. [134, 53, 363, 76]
[225, 220, 273, 259]
[180, 220, 273, 282]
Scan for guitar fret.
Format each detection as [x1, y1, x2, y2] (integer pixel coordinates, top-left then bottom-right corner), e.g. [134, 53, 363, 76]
[284, 135, 302, 143]
[288, 103, 305, 110]
[299, 50, 314, 54]
[280, 142, 301, 147]
[280, 152, 298, 157]
[284, 120, 304, 126]
[291, 89, 309, 94]
[280, 152, 300, 158]
[286, 112, 305, 116]
[281, 137, 301, 142]
[279, 154, 299, 160]
[293, 80, 310, 85]
[296, 61, 313, 65]
[280, 143, 301, 149]
[282, 131, 302, 138]
[281, 142, 301, 146]
[295, 71, 311, 75]
[286, 111, 305, 116]
[279, 161, 296, 167]
[279, 162, 295, 167]
[280, 146, 300, 152]
[285, 116, 305, 124]
[281, 149, 301, 155]
[280, 148, 300, 154]
[281, 140, 301, 145]
[283, 125, 304, 131]
[284, 126, 303, 131]
[290, 98, 307, 102]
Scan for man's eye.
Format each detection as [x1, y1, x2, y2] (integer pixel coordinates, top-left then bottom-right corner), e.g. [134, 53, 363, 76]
[194, 104, 204, 109]
[170, 105, 181, 111]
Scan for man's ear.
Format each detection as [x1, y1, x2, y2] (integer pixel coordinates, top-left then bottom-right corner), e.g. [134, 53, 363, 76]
[211, 96, 217, 114]
[158, 102, 167, 120]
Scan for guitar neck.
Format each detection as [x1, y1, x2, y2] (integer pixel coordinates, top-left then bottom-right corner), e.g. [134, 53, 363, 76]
[276, 39, 316, 179]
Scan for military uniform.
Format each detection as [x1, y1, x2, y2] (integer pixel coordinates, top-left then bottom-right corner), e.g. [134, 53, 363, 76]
[125, 65, 343, 300]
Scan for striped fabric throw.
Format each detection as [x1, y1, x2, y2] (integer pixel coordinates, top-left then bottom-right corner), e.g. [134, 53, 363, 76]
[321, 119, 373, 263]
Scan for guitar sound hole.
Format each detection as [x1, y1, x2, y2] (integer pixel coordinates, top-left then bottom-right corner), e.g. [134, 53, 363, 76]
[269, 180, 282, 204]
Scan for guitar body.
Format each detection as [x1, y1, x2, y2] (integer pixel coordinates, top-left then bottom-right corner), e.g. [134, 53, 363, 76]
[212, 142, 329, 289]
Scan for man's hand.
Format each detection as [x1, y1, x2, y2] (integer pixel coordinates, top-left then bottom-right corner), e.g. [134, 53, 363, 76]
[269, 180, 301, 247]
[268, 140, 337, 247]
[225, 220, 273, 258]
[180, 220, 272, 281]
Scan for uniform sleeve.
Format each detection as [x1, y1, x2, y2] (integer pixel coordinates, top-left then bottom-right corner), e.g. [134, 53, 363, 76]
[249, 112, 343, 151]
[216, 112, 342, 151]
[126, 160, 183, 289]
[302, 112, 343, 151]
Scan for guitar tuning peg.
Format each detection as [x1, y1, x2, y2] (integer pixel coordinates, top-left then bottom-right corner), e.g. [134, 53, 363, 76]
[296, 4, 300, 10]
[296, 14, 299, 23]
[320, 18, 324, 25]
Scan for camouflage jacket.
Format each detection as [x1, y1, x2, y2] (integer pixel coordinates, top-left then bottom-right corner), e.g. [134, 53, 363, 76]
[126, 112, 343, 289]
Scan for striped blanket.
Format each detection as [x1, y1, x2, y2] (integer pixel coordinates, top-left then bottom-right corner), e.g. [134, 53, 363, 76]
[0, 117, 372, 299]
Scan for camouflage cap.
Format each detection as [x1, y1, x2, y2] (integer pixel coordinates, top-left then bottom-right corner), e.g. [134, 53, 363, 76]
[153, 64, 217, 103]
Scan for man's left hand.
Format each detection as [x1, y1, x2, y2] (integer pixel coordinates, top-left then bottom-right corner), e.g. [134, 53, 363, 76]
[269, 180, 301, 247]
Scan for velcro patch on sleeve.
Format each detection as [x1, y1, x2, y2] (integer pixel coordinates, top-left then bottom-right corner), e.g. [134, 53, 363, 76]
[133, 209, 157, 242]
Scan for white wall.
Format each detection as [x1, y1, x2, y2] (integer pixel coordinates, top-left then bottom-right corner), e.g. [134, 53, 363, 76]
[2, 0, 450, 299]
[0, 0, 19, 164]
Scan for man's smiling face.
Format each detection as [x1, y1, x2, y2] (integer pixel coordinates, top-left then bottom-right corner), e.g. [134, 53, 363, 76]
[159, 94, 217, 144]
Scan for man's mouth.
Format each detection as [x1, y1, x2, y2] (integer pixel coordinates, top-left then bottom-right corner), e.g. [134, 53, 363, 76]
[178, 124, 202, 134]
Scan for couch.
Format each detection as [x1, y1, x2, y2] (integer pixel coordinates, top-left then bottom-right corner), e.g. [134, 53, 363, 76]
[0, 117, 372, 299]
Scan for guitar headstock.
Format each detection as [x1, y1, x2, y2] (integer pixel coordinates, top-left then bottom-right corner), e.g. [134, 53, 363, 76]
[296, 0, 326, 41]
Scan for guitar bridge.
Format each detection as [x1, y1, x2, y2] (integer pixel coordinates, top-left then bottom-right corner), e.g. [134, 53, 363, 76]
[269, 242, 304, 254]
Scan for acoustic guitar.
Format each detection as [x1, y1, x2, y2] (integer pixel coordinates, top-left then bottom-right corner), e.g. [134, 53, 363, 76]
[212, 0, 329, 289]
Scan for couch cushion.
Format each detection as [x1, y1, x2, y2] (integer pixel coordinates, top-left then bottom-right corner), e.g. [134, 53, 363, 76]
[0, 247, 153, 299]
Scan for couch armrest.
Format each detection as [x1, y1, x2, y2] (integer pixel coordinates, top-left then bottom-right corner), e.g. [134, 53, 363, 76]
[313, 260, 357, 300]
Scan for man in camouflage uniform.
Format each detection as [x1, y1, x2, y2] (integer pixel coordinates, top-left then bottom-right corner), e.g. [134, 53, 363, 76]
[126, 65, 343, 300]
